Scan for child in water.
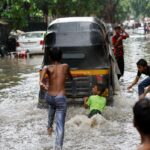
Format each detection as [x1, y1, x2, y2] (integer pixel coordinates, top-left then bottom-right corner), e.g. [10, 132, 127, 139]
[83, 84, 106, 118]
[40, 47, 72, 149]
[133, 98, 150, 150]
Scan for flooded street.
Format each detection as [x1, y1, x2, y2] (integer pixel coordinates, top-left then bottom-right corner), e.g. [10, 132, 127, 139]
[1, 33, 150, 150]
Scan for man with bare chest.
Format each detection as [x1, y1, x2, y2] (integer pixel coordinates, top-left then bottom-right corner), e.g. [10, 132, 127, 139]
[40, 47, 72, 150]
[133, 99, 150, 150]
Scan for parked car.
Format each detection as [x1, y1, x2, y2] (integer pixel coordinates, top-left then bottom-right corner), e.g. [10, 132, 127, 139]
[16, 31, 46, 54]
[38, 17, 117, 108]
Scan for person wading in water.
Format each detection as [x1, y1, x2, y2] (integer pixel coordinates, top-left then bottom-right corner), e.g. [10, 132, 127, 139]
[112, 25, 129, 80]
[40, 47, 72, 150]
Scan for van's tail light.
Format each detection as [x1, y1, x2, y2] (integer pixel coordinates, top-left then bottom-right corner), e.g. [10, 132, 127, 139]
[96, 75, 104, 84]
[16, 42, 20, 47]
[96, 75, 108, 97]
[40, 40, 44, 45]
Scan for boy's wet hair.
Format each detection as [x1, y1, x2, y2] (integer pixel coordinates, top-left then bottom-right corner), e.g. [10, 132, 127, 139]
[136, 59, 147, 67]
[114, 25, 121, 30]
[49, 47, 62, 62]
[93, 84, 105, 94]
[133, 98, 150, 134]
[93, 84, 101, 91]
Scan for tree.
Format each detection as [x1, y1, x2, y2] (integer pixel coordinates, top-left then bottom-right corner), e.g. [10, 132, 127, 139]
[0, 0, 142, 29]
[130, 0, 150, 18]
[34, 0, 51, 24]
[1, 0, 42, 29]
[1, 0, 29, 29]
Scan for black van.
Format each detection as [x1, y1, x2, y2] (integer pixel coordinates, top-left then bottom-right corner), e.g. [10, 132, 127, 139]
[38, 17, 116, 108]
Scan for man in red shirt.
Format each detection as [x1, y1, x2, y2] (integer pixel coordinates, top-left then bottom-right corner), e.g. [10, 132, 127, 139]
[112, 25, 129, 80]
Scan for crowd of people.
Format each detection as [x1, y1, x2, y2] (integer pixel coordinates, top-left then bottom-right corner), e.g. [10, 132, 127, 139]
[39, 25, 150, 150]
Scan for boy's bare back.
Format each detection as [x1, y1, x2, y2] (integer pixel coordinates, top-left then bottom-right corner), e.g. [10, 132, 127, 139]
[47, 63, 69, 96]
[40, 63, 72, 96]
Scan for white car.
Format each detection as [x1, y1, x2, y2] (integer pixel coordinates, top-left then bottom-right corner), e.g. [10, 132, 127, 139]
[16, 31, 46, 54]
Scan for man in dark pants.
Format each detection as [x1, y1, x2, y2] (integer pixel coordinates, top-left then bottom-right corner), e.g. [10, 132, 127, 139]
[112, 25, 129, 80]
[128, 59, 150, 99]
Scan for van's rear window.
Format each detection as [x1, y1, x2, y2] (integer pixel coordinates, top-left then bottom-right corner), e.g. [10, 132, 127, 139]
[61, 45, 109, 69]
[19, 33, 44, 38]
[48, 22, 100, 32]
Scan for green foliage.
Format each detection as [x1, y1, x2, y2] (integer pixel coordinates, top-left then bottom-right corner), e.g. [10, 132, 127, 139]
[116, 0, 131, 22]
[1, 1, 27, 29]
[130, 0, 150, 18]
[1, 0, 150, 30]
[34, 0, 51, 15]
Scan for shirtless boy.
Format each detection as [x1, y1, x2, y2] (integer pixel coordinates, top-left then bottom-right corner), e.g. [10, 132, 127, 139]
[40, 47, 72, 150]
[133, 99, 150, 150]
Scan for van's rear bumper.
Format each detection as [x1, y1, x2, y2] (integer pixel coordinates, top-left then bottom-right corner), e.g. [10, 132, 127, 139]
[38, 68, 110, 108]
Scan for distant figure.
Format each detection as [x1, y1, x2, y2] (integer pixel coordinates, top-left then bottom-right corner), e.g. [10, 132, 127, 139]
[127, 59, 150, 100]
[112, 25, 129, 80]
[133, 98, 150, 150]
[83, 84, 106, 118]
[144, 23, 148, 35]
[7, 36, 16, 52]
[40, 47, 72, 150]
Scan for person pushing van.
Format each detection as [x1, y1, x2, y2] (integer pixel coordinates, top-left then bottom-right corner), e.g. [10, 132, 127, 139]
[40, 47, 72, 150]
[83, 84, 106, 118]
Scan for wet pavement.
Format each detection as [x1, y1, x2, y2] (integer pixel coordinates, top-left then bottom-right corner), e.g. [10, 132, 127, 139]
[0, 32, 150, 150]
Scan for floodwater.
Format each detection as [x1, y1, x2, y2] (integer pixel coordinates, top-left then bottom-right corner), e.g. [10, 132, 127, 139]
[1, 33, 150, 150]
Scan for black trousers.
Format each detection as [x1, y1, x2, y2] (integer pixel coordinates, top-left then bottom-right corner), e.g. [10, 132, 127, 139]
[88, 109, 101, 118]
[116, 56, 124, 80]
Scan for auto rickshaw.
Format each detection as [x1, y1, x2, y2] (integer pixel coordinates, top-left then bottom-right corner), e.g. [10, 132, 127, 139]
[38, 17, 118, 108]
